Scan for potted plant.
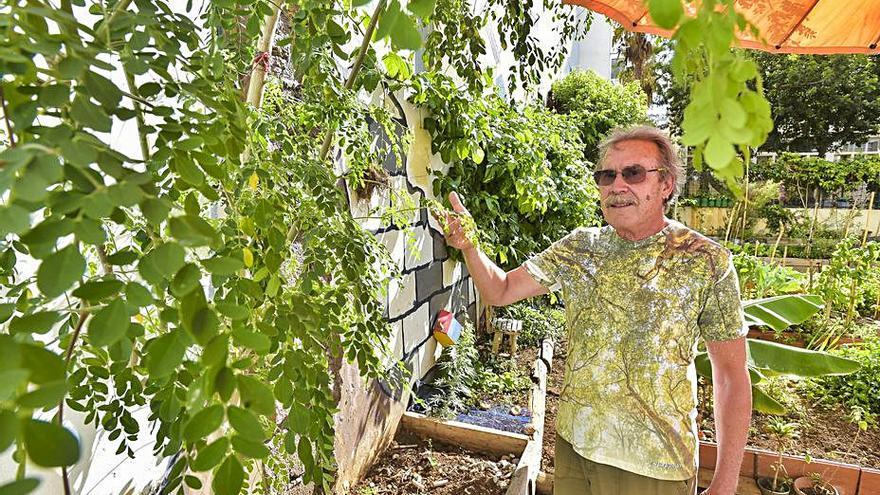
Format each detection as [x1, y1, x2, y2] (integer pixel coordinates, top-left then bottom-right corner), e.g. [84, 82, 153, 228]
[793, 472, 839, 495]
[756, 417, 799, 495]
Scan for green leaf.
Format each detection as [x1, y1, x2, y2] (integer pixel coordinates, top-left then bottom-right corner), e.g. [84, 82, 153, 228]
[19, 343, 65, 384]
[201, 256, 244, 275]
[227, 405, 266, 441]
[0, 409, 18, 453]
[192, 437, 229, 472]
[752, 385, 786, 415]
[747, 339, 861, 377]
[138, 242, 185, 285]
[88, 299, 130, 347]
[16, 380, 67, 408]
[169, 215, 218, 247]
[743, 294, 824, 331]
[183, 404, 225, 442]
[24, 419, 80, 467]
[10, 311, 60, 335]
[212, 455, 244, 495]
[73, 218, 106, 245]
[649, 0, 683, 29]
[73, 279, 124, 301]
[389, 13, 422, 51]
[125, 282, 153, 307]
[83, 70, 123, 108]
[70, 95, 111, 132]
[0, 370, 29, 400]
[704, 133, 735, 170]
[237, 375, 275, 416]
[201, 334, 229, 368]
[231, 326, 270, 354]
[231, 435, 270, 458]
[407, 0, 435, 17]
[171, 263, 202, 297]
[140, 197, 171, 226]
[0, 478, 41, 495]
[145, 331, 188, 378]
[0, 304, 12, 324]
[216, 303, 249, 321]
[0, 205, 32, 235]
[37, 245, 86, 298]
[184, 475, 203, 490]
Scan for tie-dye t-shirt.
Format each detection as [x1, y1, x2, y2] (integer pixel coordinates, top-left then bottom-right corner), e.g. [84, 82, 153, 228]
[523, 219, 747, 481]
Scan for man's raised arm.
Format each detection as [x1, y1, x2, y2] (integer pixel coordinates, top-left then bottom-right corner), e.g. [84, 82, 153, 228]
[435, 192, 548, 307]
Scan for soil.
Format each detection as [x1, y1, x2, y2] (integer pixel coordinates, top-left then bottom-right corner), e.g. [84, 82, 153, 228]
[700, 405, 880, 469]
[351, 430, 518, 495]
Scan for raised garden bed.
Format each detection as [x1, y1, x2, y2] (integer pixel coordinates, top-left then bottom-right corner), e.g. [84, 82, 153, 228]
[362, 338, 554, 495]
[353, 428, 520, 494]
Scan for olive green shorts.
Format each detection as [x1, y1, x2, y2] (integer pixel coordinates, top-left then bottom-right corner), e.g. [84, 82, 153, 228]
[554, 435, 697, 495]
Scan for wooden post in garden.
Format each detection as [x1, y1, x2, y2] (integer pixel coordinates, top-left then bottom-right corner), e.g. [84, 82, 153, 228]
[843, 195, 859, 239]
[806, 194, 821, 289]
[769, 223, 785, 263]
[724, 201, 739, 243]
[862, 192, 876, 245]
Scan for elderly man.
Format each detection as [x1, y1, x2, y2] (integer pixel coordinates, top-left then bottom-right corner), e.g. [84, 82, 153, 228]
[438, 125, 751, 495]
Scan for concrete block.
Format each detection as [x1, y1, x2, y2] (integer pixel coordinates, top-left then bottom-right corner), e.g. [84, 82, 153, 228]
[431, 228, 448, 261]
[402, 302, 430, 356]
[442, 258, 462, 288]
[404, 225, 433, 271]
[428, 288, 453, 321]
[388, 271, 416, 320]
[415, 261, 444, 301]
[378, 229, 405, 269]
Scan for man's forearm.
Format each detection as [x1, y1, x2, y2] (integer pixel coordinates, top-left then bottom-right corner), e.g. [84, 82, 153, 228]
[460, 246, 509, 306]
[708, 372, 752, 494]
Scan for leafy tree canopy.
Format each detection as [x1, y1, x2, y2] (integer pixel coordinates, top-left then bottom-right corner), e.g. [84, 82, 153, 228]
[548, 69, 649, 163]
[754, 53, 880, 157]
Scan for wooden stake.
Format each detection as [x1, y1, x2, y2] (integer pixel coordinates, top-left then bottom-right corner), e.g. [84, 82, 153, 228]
[806, 194, 821, 288]
[862, 192, 876, 245]
[769, 223, 785, 263]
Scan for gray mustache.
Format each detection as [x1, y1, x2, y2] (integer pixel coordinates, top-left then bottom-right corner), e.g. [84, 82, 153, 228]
[605, 196, 637, 206]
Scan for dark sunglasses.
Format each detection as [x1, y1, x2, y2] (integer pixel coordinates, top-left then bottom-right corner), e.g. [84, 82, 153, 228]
[592, 164, 666, 186]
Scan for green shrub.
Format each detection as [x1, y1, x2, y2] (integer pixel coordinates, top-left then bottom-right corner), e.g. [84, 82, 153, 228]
[496, 300, 566, 347]
[732, 253, 805, 299]
[425, 322, 480, 418]
[548, 69, 648, 163]
[415, 72, 603, 268]
[807, 335, 880, 426]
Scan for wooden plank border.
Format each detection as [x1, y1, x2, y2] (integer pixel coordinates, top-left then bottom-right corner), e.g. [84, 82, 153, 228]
[399, 411, 529, 458]
[506, 337, 554, 495]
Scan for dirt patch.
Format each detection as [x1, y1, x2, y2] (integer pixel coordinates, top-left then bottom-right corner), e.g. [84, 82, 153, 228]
[352, 430, 518, 495]
[700, 406, 880, 469]
[541, 339, 567, 474]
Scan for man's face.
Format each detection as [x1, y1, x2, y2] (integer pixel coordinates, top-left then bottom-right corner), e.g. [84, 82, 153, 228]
[597, 140, 673, 235]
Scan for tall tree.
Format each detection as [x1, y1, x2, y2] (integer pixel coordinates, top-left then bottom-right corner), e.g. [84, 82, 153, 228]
[612, 26, 658, 103]
[754, 53, 880, 157]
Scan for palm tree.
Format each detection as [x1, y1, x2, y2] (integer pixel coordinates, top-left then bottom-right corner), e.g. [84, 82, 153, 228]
[612, 25, 656, 103]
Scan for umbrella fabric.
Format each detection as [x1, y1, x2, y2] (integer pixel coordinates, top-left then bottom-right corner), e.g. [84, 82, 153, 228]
[565, 0, 880, 54]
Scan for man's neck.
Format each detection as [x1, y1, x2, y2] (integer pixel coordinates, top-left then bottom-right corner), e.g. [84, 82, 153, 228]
[614, 217, 669, 241]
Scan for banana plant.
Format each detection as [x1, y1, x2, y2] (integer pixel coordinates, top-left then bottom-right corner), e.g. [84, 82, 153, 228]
[696, 294, 860, 414]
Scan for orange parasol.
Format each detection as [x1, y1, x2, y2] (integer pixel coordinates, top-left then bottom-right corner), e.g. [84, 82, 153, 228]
[565, 0, 880, 54]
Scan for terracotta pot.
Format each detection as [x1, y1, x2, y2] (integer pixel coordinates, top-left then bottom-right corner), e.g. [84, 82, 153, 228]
[757, 476, 792, 495]
[793, 476, 839, 495]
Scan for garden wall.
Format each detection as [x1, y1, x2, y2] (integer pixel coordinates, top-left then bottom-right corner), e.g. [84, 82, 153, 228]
[331, 91, 479, 492]
[676, 206, 880, 238]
